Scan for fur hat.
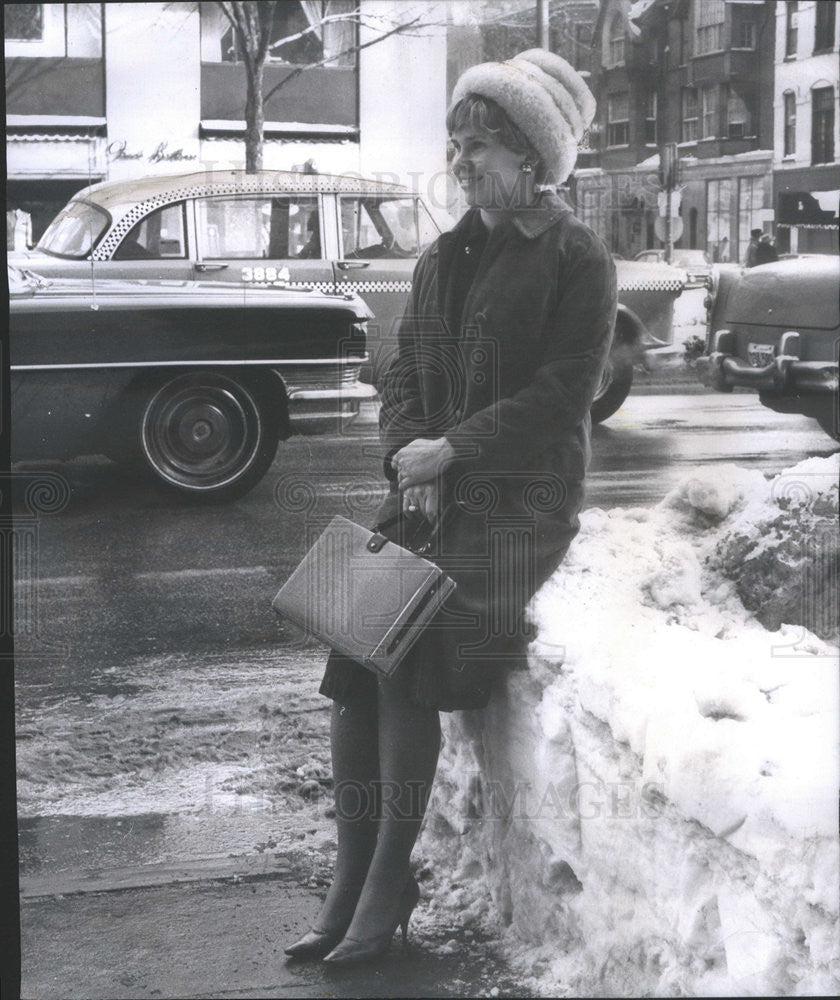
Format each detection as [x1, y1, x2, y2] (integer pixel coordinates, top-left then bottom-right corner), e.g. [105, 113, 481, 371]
[449, 49, 596, 184]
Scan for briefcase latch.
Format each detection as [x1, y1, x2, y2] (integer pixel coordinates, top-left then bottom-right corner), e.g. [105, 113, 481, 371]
[366, 532, 389, 553]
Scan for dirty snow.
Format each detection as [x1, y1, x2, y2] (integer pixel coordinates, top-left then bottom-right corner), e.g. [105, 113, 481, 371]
[420, 454, 839, 997]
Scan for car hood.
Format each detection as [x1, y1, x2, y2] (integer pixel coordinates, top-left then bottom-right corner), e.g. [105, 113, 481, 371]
[8, 268, 373, 319]
[722, 257, 840, 330]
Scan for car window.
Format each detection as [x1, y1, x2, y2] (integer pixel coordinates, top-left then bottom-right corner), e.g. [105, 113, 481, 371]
[36, 200, 110, 259]
[340, 197, 428, 259]
[113, 203, 187, 260]
[196, 196, 320, 259]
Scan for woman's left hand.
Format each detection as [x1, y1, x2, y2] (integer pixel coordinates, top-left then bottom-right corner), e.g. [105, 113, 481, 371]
[392, 437, 455, 490]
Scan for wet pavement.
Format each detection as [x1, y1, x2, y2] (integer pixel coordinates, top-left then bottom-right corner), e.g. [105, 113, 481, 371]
[22, 865, 534, 999]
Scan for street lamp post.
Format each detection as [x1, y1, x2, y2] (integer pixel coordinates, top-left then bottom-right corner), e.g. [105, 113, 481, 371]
[537, 0, 549, 49]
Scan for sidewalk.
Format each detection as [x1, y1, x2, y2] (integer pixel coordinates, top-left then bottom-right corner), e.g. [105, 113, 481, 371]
[20, 857, 531, 1000]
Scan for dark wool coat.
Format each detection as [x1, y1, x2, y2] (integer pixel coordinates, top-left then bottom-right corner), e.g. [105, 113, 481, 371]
[320, 192, 617, 712]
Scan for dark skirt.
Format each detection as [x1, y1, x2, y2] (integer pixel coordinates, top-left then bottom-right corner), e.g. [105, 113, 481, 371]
[318, 546, 567, 713]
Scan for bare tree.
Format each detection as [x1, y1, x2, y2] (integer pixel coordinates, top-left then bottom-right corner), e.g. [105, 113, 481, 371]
[216, 1, 437, 172]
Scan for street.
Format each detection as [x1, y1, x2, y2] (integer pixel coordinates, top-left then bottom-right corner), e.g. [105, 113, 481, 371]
[13, 390, 837, 998]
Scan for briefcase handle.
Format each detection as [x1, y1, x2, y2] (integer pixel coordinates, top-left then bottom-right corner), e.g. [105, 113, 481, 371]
[372, 502, 455, 556]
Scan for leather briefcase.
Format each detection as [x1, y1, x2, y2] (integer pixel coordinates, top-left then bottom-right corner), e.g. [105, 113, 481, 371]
[271, 514, 456, 677]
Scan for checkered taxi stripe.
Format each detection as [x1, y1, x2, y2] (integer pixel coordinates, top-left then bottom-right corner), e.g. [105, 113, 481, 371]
[287, 280, 413, 294]
[617, 277, 685, 292]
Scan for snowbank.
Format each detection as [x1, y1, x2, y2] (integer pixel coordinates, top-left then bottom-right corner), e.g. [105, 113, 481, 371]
[420, 456, 839, 997]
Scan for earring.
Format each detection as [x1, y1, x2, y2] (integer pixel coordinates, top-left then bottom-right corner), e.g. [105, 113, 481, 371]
[520, 161, 533, 173]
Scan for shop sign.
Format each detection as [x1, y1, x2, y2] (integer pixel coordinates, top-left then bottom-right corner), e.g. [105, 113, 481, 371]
[107, 140, 198, 164]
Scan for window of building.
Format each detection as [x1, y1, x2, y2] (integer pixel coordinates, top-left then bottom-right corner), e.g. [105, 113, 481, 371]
[196, 196, 321, 259]
[206, 1, 357, 66]
[606, 14, 625, 67]
[607, 92, 629, 146]
[814, 0, 836, 52]
[706, 177, 732, 258]
[738, 176, 764, 257]
[645, 92, 658, 144]
[113, 205, 188, 261]
[682, 88, 698, 142]
[4, 3, 42, 40]
[783, 90, 797, 156]
[726, 86, 752, 139]
[812, 86, 835, 164]
[678, 16, 690, 64]
[695, 0, 725, 55]
[785, 2, 798, 58]
[701, 85, 718, 138]
[4, 3, 101, 58]
[731, 8, 756, 49]
[573, 21, 592, 72]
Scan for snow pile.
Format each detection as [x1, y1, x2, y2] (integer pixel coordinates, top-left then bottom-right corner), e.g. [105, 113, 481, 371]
[420, 455, 839, 997]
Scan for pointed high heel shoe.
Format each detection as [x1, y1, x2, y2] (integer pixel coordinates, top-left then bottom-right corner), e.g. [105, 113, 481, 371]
[322, 877, 420, 965]
[284, 924, 350, 961]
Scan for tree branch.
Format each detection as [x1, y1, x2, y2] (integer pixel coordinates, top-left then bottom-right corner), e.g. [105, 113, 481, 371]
[263, 14, 423, 105]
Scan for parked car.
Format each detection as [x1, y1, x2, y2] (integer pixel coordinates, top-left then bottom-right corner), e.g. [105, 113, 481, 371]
[9, 264, 374, 501]
[11, 168, 686, 422]
[696, 257, 839, 441]
[634, 248, 711, 288]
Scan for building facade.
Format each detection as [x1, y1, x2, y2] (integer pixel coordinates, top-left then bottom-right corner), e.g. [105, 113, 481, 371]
[772, 0, 840, 253]
[578, 0, 788, 262]
[5, 1, 448, 247]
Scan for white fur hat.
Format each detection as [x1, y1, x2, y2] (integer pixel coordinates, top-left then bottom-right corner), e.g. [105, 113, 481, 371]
[449, 49, 596, 184]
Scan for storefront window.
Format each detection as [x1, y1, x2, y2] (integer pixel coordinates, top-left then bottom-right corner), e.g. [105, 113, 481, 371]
[706, 177, 732, 258]
[737, 176, 764, 258]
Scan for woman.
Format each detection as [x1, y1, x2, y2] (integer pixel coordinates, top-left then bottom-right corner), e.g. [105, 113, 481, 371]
[285, 49, 617, 965]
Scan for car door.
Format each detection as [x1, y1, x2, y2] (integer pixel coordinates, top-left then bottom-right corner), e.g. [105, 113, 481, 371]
[333, 194, 441, 384]
[192, 194, 334, 292]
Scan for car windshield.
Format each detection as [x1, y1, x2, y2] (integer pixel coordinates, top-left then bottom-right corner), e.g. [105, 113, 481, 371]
[37, 199, 110, 258]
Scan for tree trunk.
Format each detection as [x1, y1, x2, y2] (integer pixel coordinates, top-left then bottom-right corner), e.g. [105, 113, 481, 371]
[244, 59, 265, 173]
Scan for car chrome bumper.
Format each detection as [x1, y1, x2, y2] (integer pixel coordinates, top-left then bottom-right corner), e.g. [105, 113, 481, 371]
[697, 330, 839, 394]
[285, 381, 378, 401]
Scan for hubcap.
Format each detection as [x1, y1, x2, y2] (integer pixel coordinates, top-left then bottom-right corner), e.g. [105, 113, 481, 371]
[142, 376, 262, 490]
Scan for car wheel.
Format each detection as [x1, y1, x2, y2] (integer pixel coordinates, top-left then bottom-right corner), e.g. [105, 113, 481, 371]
[139, 371, 281, 501]
[590, 348, 635, 424]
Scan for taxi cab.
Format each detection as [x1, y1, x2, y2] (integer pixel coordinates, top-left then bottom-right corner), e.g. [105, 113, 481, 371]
[13, 168, 686, 421]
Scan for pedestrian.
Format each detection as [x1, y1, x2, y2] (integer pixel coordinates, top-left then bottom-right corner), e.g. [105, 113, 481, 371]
[284, 49, 616, 965]
[714, 236, 729, 263]
[755, 233, 779, 265]
[744, 228, 763, 267]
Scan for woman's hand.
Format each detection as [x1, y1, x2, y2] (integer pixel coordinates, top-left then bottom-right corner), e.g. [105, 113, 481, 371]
[402, 482, 440, 523]
[392, 437, 455, 491]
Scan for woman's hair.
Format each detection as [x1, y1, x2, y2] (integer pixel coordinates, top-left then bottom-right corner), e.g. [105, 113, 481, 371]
[446, 94, 545, 182]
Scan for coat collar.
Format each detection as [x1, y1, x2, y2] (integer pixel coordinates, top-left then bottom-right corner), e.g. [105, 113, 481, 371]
[436, 191, 572, 250]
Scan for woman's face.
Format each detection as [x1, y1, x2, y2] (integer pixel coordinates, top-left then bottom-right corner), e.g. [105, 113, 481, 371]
[449, 126, 530, 210]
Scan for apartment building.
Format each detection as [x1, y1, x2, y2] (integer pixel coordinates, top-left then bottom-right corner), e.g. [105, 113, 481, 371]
[773, 0, 839, 253]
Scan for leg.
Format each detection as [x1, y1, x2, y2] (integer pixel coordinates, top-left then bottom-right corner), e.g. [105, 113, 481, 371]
[313, 695, 381, 932]
[340, 673, 441, 941]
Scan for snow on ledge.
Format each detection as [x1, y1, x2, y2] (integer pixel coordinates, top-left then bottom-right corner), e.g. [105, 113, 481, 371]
[420, 455, 839, 997]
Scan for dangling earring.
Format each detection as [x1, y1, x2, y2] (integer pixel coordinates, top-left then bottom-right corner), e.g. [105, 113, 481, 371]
[520, 161, 533, 174]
